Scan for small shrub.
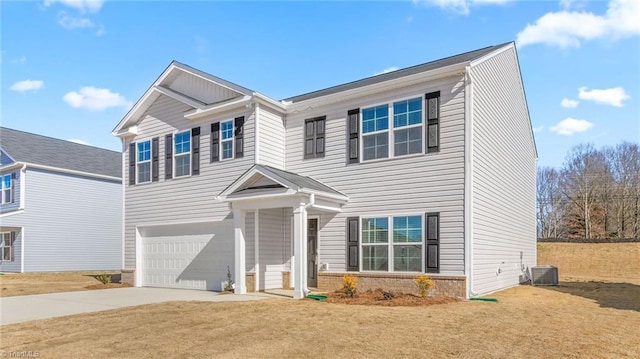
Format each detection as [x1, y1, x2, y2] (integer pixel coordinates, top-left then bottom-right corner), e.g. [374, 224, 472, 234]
[414, 274, 434, 297]
[382, 290, 394, 300]
[342, 274, 358, 297]
[97, 273, 111, 285]
[223, 266, 234, 291]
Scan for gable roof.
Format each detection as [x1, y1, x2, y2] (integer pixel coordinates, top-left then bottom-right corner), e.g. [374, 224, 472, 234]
[283, 42, 513, 103]
[0, 127, 121, 178]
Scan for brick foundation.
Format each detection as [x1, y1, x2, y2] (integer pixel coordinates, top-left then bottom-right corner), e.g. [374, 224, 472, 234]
[245, 272, 256, 292]
[121, 269, 135, 286]
[318, 272, 467, 298]
[282, 271, 291, 289]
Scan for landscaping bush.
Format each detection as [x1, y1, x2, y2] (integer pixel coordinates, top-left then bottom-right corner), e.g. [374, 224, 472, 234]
[97, 273, 112, 285]
[342, 274, 357, 297]
[414, 274, 434, 297]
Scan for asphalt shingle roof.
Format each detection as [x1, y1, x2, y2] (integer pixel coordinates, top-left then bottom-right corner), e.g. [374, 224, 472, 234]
[259, 165, 346, 197]
[283, 42, 512, 103]
[0, 127, 121, 178]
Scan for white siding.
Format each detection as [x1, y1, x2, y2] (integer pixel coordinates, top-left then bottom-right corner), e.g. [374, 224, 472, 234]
[257, 107, 285, 169]
[10, 168, 121, 272]
[123, 95, 256, 268]
[258, 208, 288, 289]
[285, 76, 467, 275]
[167, 71, 240, 104]
[470, 46, 537, 295]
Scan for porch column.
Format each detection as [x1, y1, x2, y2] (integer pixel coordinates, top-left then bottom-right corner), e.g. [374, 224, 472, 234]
[292, 202, 308, 299]
[233, 208, 247, 294]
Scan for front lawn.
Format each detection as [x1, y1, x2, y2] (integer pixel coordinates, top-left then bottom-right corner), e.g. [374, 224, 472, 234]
[0, 271, 124, 297]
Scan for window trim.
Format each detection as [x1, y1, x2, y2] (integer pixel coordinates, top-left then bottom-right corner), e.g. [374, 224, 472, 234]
[1, 231, 14, 262]
[1, 174, 12, 204]
[359, 94, 425, 162]
[173, 130, 192, 178]
[136, 140, 152, 184]
[359, 213, 425, 273]
[220, 119, 235, 161]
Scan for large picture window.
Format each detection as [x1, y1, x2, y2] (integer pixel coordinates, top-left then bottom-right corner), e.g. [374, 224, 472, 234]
[136, 141, 151, 183]
[361, 97, 423, 161]
[361, 215, 423, 272]
[1, 174, 11, 204]
[174, 131, 191, 177]
[1, 232, 14, 262]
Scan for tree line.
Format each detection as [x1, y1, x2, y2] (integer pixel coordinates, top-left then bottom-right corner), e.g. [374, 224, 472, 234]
[537, 142, 640, 239]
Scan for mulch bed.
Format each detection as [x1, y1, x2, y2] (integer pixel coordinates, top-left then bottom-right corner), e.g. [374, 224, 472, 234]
[324, 289, 460, 306]
[85, 283, 132, 290]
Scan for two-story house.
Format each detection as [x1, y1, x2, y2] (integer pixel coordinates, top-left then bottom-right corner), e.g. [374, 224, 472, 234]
[0, 127, 122, 273]
[112, 42, 536, 299]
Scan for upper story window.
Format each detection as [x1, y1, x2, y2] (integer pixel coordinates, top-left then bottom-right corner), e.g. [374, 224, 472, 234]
[347, 92, 440, 164]
[136, 141, 151, 183]
[1, 174, 12, 204]
[304, 116, 325, 159]
[1, 232, 14, 262]
[174, 131, 191, 177]
[221, 120, 234, 160]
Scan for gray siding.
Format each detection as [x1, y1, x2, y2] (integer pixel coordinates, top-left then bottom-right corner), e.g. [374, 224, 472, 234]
[123, 95, 256, 269]
[168, 71, 241, 105]
[0, 170, 21, 214]
[470, 46, 537, 295]
[285, 76, 467, 275]
[4, 168, 121, 272]
[0, 150, 14, 166]
[257, 107, 285, 169]
[0, 228, 22, 272]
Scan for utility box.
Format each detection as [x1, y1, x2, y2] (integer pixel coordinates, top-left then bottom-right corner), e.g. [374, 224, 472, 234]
[531, 266, 559, 286]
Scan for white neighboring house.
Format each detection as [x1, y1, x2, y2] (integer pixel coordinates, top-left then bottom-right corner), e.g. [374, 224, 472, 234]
[0, 127, 122, 273]
[113, 42, 537, 299]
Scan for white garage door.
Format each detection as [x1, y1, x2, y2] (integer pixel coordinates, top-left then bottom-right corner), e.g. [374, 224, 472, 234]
[140, 221, 234, 291]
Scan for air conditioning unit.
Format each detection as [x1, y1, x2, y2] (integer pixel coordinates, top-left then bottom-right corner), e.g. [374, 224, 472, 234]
[531, 266, 558, 286]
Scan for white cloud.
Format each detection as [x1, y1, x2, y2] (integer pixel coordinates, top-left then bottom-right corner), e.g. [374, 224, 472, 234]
[550, 118, 593, 135]
[63, 86, 132, 111]
[10, 80, 44, 93]
[57, 12, 94, 29]
[516, 0, 640, 48]
[68, 139, 92, 146]
[44, 0, 105, 13]
[561, 98, 579, 108]
[578, 86, 629, 107]
[415, 0, 511, 15]
[374, 67, 399, 76]
[533, 126, 544, 133]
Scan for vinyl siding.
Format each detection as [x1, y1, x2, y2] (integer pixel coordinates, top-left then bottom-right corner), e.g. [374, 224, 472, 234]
[123, 95, 255, 269]
[0, 228, 22, 272]
[470, 46, 537, 295]
[258, 208, 288, 289]
[0, 170, 21, 213]
[168, 71, 241, 104]
[13, 168, 121, 272]
[285, 75, 467, 275]
[257, 107, 285, 169]
[245, 211, 255, 272]
[0, 150, 14, 166]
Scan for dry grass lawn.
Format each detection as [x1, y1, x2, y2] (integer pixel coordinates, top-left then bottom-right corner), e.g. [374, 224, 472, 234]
[1, 283, 639, 358]
[0, 272, 123, 297]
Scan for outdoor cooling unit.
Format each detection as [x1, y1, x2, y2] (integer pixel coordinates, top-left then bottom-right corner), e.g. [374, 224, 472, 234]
[531, 266, 559, 286]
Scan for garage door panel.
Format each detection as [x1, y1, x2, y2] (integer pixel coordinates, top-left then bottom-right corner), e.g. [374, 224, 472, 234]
[141, 221, 234, 291]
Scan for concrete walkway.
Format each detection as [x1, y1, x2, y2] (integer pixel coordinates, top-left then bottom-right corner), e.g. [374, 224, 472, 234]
[0, 287, 277, 325]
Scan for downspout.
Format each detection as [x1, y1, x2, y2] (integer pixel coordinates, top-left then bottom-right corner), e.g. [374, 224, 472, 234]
[464, 65, 477, 298]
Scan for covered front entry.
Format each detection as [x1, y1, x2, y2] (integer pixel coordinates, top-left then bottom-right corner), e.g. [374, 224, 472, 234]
[219, 165, 348, 299]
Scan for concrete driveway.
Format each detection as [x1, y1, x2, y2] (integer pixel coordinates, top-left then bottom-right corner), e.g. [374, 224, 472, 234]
[0, 287, 271, 325]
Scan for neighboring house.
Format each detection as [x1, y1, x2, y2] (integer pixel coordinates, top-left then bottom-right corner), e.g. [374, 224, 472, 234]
[112, 41, 536, 299]
[0, 127, 122, 272]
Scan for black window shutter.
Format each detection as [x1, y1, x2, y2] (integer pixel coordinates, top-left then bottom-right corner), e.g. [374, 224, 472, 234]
[347, 109, 360, 164]
[304, 119, 315, 159]
[425, 212, 440, 273]
[128, 142, 136, 185]
[210, 122, 220, 162]
[316, 117, 325, 157]
[425, 91, 440, 153]
[10, 231, 15, 261]
[234, 116, 244, 158]
[165, 134, 173, 179]
[10, 173, 16, 203]
[191, 127, 200, 175]
[151, 137, 159, 182]
[346, 217, 359, 271]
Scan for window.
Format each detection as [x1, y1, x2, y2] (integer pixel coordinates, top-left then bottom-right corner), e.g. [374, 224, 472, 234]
[361, 215, 423, 272]
[221, 120, 234, 160]
[393, 98, 423, 156]
[1, 232, 14, 262]
[361, 105, 389, 161]
[1, 174, 11, 204]
[174, 131, 191, 177]
[304, 116, 325, 159]
[136, 141, 151, 183]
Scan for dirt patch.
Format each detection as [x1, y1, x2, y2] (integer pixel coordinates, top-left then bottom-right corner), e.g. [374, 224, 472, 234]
[325, 288, 459, 306]
[85, 283, 132, 290]
[0, 271, 121, 297]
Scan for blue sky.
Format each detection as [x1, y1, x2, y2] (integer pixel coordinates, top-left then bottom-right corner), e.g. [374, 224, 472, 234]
[2, 0, 638, 168]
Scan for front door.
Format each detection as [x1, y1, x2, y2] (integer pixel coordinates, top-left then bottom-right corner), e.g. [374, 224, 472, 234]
[307, 218, 318, 288]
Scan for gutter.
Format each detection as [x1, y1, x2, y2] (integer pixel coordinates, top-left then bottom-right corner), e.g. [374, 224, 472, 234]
[1, 162, 121, 182]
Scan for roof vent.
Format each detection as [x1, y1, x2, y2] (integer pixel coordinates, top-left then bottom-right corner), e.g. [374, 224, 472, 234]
[531, 266, 558, 286]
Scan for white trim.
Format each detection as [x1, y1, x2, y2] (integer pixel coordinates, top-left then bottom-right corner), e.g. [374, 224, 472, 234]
[135, 227, 143, 287]
[219, 119, 235, 161]
[1, 162, 121, 182]
[253, 92, 287, 113]
[254, 209, 260, 292]
[184, 96, 251, 120]
[135, 140, 152, 184]
[154, 85, 205, 110]
[20, 227, 24, 273]
[173, 130, 192, 178]
[0, 209, 24, 218]
[464, 65, 475, 298]
[255, 103, 261, 165]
